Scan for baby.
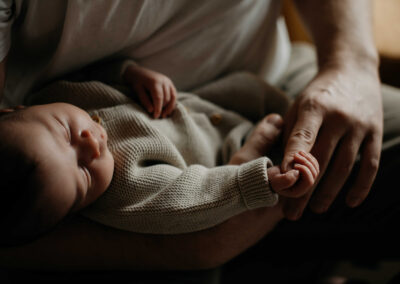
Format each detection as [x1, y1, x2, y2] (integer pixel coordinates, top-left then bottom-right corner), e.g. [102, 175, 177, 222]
[0, 68, 319, 245]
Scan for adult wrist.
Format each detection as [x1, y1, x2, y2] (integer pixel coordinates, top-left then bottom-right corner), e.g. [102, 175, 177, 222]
[318, 44, 379, 75]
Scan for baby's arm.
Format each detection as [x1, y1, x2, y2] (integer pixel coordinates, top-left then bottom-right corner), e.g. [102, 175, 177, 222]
[74, 59, 177, 119]
[123, 64, 177, 119]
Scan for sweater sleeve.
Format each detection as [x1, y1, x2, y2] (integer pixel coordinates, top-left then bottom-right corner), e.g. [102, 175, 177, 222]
[81, 156, 278, 235]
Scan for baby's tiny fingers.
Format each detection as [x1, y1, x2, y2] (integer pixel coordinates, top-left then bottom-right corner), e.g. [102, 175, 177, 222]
[279, 164, 314, 198]
[150, 84, 164, 118]
[170, 84, 177, 103]
[293, 163, 314, 186]
[163, 98, 176, 118]
[299, 151, 320, 175]
[293, 152, 318, 179]
[135, 85, 154, 114]
[161, 85, 172, 118]
[163, 84, 171, 106]
[269, 169, 299, 195]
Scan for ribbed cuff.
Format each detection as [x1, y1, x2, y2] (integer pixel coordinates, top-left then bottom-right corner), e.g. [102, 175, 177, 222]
[237, 157, 278, 209]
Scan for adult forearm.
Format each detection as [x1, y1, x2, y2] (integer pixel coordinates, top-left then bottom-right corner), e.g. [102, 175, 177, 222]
[282, 0, 383, 219]
[293, 0, 379, 70]
[0, 207, 283, 271]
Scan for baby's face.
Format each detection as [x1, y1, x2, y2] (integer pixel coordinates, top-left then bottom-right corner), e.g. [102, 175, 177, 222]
[2, 103, 114, 217]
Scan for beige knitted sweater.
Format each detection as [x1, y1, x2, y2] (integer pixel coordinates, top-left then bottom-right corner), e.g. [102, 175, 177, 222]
[31, 73, 289, 234]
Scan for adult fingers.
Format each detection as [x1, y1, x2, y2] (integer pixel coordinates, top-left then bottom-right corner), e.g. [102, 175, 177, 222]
[283, 124, 342, 219]
[309, 124, 343, 186]
[282, 106, 323, 172]
[346, 132, 381, 208]
[134, 85, 153, 114]
[283, 191, 312, 220]
[310, 130, 362, 213]
[283, 156, 323, 220]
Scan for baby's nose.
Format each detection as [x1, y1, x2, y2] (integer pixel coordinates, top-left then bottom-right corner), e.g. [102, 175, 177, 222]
[80, 129, 101, 161]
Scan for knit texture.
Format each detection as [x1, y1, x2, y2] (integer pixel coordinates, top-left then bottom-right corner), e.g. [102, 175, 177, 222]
[31, 73, 286, 234]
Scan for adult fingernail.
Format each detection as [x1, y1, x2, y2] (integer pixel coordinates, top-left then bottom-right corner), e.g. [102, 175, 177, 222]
[266, 114, 283, 128]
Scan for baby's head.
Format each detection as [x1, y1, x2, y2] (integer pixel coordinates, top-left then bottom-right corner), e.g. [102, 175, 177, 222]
[0, 103, 114, 245]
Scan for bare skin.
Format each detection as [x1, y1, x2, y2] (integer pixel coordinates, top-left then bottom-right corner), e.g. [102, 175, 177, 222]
[123, 64, 177, 119]
[0, 113, 318, 270]
[282, 0, 381, 220]
[231, 113, 319, 197]
[0, 103, 115, 242]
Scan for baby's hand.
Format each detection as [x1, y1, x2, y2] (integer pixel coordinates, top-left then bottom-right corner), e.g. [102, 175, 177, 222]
[123, 64, 177, 119]
[268, 151, 319, 198]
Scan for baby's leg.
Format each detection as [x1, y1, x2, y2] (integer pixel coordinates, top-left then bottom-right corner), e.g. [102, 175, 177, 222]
[230, 114, 283, 164]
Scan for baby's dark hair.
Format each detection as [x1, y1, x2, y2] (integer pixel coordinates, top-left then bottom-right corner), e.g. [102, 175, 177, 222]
[0, 111, 47, 246]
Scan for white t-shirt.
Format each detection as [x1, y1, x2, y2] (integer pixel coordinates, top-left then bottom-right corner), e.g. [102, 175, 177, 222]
[0, 0, 290, 106]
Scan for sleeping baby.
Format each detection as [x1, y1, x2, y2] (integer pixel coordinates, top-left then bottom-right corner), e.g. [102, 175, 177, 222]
[0, 68, 319, 245]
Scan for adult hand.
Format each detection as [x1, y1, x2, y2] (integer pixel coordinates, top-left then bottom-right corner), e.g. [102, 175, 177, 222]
[281, 63, 383, 220]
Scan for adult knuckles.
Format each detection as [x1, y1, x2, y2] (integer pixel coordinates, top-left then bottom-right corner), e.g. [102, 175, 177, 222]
[290, 128, 315, 145]
[299, 95, 325, 114]
[302, 89, 371, 127]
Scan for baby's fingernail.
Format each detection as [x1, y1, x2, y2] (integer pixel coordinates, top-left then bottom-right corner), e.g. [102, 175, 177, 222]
[266, 114, 283, 128]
